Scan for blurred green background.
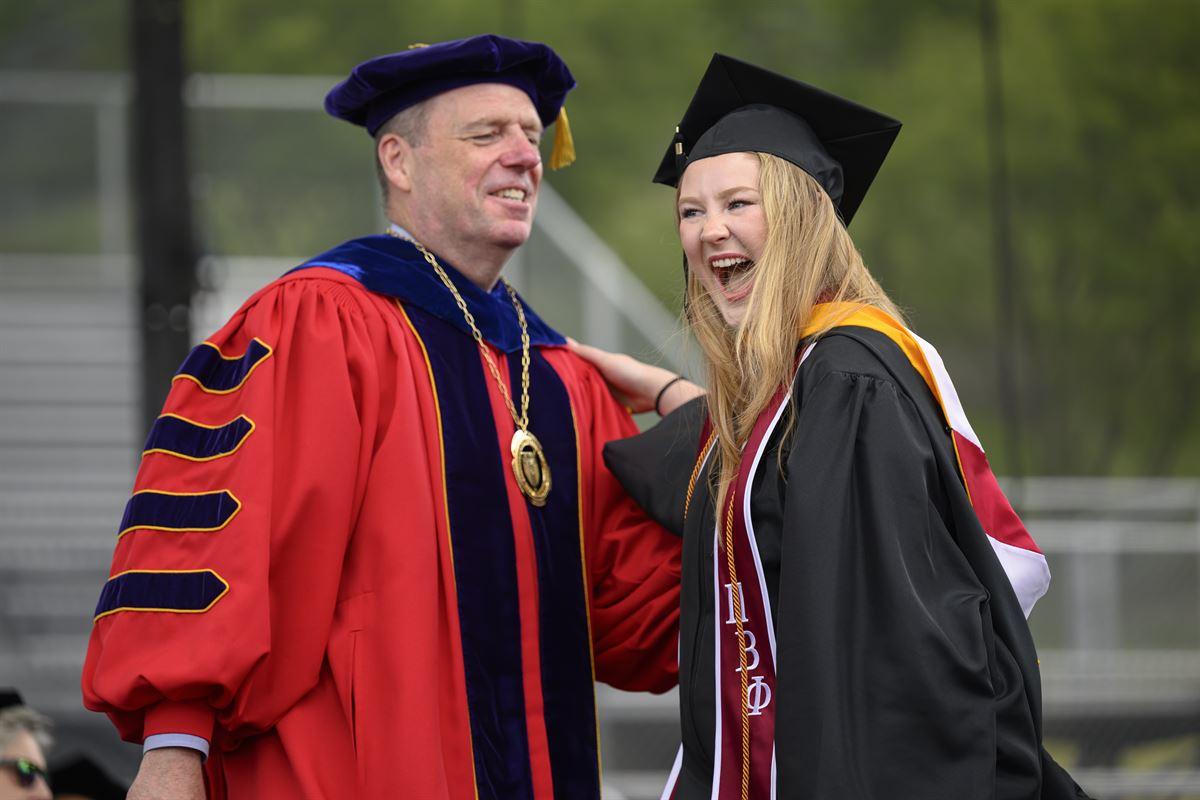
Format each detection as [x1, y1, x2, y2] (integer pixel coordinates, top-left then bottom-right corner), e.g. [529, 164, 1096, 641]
[3, 0, 1198, 477]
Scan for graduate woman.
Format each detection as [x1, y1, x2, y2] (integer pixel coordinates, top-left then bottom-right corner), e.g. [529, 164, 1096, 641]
[573, 55, 1092, 799]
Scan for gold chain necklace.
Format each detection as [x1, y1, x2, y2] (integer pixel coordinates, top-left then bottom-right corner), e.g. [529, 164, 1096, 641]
[388, 228, 551, 506]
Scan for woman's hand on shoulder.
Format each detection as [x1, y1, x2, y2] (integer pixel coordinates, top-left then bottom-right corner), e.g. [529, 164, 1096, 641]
[568, 338, 705, 415]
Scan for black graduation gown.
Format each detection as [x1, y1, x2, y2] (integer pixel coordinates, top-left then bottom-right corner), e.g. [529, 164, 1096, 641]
[604, 327, 1090, 800]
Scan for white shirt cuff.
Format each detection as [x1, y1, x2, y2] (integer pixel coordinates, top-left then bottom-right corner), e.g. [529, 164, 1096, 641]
[143, 733, 210, 760]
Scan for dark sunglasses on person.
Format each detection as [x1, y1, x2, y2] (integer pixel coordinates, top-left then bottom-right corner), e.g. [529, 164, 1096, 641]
[0, 757, 48, 788]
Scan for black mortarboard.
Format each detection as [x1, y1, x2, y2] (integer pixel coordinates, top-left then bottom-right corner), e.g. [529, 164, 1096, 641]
[49, 755, 128, 800]
[654, 54, 901, 225]
[0, 689, 22, 710]
[325, 34, 577, 167]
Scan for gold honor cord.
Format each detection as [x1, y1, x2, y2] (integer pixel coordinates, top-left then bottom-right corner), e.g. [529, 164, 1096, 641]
[389, 229, 551, 506]
[723, 493, 751, 800]
[683, 429, 717, 521]
[687, 430, 750, 798]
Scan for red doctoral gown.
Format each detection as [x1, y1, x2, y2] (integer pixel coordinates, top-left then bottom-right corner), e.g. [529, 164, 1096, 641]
[81, 235, 682, 799]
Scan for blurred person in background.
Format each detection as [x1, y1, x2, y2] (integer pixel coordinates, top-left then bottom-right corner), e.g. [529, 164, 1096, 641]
[81, 34, 681, 800]
[0, 690, 53, 800]
[48, 755, 126, 800]
[574, 55, 1091, 798]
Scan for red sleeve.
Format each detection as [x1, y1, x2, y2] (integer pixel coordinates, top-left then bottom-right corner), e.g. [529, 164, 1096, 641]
[556, 354, 682, 694]
[82, 274, 385, 746]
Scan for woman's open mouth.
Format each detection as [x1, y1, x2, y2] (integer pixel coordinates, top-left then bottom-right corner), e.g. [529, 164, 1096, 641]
[710, 255, 756, 301]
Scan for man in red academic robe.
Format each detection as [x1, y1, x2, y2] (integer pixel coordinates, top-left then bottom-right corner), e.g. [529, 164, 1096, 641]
[82, 35, 690, 800]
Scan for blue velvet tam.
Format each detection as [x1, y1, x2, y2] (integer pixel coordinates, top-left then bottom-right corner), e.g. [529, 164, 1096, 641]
[325, 34, 577, 136]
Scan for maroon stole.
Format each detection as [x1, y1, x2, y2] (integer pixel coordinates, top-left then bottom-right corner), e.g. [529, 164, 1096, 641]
[712, 374, 792, 800]
[661, 344, 813, 800]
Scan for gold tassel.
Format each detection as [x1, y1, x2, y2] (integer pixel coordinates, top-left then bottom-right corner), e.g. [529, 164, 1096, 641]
[549, 106, 576, 170]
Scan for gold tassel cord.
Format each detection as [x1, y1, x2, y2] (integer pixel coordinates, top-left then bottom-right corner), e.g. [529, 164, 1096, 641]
[724, 493, 751, 800]
[549, 106, 576, 170]
[684, 429, 717, 521]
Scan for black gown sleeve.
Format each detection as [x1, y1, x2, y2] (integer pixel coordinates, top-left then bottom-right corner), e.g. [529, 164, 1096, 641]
[602, 396, 709, 536]
[774, 367, 1007, 799]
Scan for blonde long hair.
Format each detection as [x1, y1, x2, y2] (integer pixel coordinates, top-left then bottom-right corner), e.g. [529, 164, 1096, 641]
[684, 152, 902, 498]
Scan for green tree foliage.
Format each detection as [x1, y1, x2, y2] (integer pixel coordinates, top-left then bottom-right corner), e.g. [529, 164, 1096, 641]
[0, 1, 126, 70]
[1, 0, 1196, 474]
[1003, 1, 1200, 474]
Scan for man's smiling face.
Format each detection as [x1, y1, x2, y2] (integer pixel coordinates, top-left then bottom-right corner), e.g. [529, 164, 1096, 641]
[403, 82, 545, 261]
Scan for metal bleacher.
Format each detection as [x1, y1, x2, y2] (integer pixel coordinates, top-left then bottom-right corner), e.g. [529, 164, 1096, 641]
[0, 252, 143, 773]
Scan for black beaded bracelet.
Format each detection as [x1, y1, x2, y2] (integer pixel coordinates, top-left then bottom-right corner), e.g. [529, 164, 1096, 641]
[654, 375, 687, 417]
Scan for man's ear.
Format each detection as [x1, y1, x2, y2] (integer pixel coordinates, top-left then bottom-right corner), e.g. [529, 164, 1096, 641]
[378, 133, 414, 194]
